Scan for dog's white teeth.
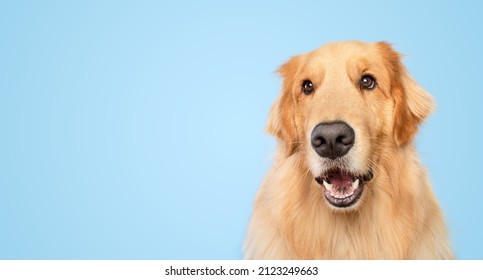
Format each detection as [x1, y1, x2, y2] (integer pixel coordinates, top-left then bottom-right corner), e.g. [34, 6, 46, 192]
[351, 179, 360, 190]
[322, 180, 334, 191]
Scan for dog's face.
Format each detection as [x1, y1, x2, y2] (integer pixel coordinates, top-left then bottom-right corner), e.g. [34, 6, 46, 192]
[267, 41, 434, 211]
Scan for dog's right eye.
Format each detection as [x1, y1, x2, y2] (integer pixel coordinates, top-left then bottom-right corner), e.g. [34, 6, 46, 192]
[302, 80, 315, 95]
[360, 75, 376, 90]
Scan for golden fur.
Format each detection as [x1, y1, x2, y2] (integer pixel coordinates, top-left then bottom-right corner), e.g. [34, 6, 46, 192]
[245, 41, 453, 259]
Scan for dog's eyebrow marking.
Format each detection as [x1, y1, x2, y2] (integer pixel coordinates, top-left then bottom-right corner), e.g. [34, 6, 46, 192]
[345, 57, 371, 82]
[300, 64, 326, 86]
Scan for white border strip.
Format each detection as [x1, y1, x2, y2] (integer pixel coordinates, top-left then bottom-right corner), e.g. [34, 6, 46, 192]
[0, 260, 480, 280]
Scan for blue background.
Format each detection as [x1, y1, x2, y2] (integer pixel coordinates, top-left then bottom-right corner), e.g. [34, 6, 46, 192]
[1, 0, 482, 259]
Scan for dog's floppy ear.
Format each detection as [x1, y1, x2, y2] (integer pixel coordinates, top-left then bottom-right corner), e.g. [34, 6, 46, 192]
[266, 55, 301, 156]
[378, 42, 435, 147]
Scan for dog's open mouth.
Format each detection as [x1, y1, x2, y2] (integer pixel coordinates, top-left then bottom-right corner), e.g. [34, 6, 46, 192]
[315, 169, 373, 208]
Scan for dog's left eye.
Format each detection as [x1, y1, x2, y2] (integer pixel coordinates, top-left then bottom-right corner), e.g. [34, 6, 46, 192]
[360, 75, 376, 90]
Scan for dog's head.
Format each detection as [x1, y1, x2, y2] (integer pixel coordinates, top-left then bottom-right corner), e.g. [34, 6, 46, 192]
[267, 41, 434, 210]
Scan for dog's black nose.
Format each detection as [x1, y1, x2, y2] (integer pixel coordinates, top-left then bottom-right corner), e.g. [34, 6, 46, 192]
[311, 121, 355, 160]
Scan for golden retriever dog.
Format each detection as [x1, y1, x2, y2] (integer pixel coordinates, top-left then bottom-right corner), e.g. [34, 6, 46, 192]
[245, 41, 454, 259]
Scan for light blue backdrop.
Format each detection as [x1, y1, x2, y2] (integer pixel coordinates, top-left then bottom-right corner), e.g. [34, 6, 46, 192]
[1, 1, 482, 259]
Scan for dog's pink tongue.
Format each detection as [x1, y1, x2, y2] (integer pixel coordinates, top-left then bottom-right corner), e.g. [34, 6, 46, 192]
[328, 172, 353, 187]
